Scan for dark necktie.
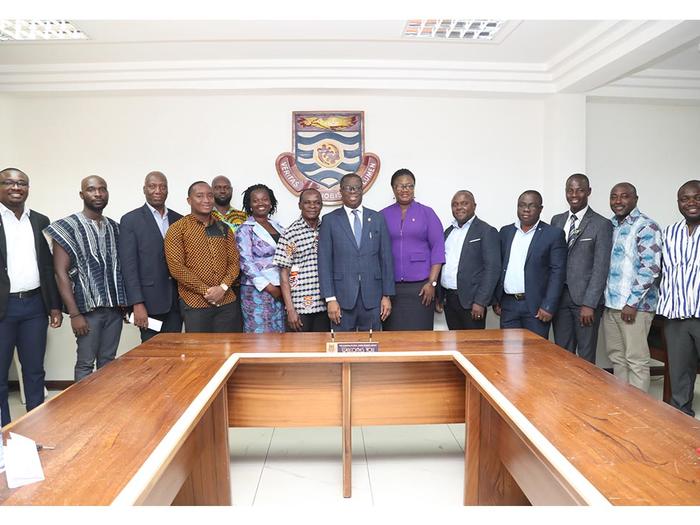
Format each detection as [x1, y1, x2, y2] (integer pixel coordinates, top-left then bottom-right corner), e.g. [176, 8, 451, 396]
[352, 209, 362, 248]
[568, 214, 578, 248]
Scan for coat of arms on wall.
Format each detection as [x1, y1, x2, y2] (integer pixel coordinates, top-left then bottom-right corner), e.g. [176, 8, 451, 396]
[275, 111, 381, 205]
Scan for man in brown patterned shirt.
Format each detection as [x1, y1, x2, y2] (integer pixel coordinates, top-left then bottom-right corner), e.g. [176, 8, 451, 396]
[164, 181, 241, 332]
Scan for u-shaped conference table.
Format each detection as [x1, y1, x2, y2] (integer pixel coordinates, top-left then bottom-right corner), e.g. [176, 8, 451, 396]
[1, 329, 700, 506]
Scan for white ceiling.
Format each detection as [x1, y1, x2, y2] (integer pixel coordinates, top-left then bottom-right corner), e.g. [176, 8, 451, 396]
[0, 20, 698, 99]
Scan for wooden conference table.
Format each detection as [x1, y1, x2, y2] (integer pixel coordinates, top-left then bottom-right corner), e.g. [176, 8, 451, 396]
[1, 329, 700, 505]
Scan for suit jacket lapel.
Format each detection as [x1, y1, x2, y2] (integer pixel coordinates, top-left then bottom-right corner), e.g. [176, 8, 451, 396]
[444, 225, 453, 241]
[525, 225, 543, 264]
[29, 211, 45, 260]
[141, 204, 165, 240]
[568, 209, 591, 249]
[503, 225, 516, 268]
[339, 209, 359, 250]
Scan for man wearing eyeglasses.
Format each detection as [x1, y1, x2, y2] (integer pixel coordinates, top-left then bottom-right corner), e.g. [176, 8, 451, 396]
[0, 168, 62, 426]
[318, 173, 395, 331]
[494, 190, 567, 338]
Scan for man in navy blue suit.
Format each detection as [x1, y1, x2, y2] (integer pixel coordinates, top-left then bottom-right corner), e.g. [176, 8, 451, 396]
[494, 190, 567, 338]
[318, 173, 395, 331]
[119, 171, 183, 342]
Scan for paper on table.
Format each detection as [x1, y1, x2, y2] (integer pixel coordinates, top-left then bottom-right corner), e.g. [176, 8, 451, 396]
[128, 313, 163, 332]
[5, 432, 45, 489]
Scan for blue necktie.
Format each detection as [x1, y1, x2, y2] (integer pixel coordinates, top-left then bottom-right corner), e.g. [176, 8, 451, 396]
[352, 209, 362, 248]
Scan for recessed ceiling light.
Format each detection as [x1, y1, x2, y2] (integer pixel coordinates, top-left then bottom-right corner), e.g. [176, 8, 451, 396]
[0, 20, 88, 41]
[403, 19, 504, 41]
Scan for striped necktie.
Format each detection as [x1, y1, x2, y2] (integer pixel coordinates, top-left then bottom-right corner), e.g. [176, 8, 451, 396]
[568, 214, 578, 248]
[352, 209, 362, 248]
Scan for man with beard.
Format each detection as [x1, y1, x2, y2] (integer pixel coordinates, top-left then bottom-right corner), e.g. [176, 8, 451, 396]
[657, 180, 700, 415]
[211, 175, 247, 331]
[46, 176, 127, 381]
[119, 171, 183, 342]
[211, 175, 247, 232]
[274, 188, 329, 332]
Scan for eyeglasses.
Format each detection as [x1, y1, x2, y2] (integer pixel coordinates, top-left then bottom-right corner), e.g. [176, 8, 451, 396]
[0, 180, 29, 188]
[341, 185, 362, 193]
[394, 184, 415, 191]
[517, 202, 541, 210]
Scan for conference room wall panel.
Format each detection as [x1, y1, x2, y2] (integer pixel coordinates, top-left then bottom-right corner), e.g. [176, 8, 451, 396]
[3, 91, 698, 380]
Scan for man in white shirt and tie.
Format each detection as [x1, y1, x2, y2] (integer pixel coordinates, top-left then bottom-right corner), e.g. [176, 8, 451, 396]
[551, 174, 613, 364]
[318, 173, 395, 331]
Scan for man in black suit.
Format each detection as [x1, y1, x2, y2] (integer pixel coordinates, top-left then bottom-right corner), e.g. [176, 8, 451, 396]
[119, 171, 183, 342]
[0, 167, 62, 426]
[437, 190, 501, 329]
[494, 190, 567, 338]
[551, 174, 613, 363]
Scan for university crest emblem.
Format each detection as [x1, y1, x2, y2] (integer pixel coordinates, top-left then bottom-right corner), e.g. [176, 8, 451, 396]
[275, 111, 381, 205]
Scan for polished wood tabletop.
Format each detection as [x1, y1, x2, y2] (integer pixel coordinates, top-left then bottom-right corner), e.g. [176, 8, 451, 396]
[0, 355, 228, 505]
[465, 346, 700, 506]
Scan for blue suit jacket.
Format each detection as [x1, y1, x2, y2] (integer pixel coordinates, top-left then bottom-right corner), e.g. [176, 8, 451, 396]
[318, 207, 395, 310]
[119, 204, 183, 315]
[495, 221, 567, 316]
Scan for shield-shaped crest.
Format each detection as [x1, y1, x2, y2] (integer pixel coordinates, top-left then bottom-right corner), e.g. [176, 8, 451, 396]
[276, 111, 381, 205]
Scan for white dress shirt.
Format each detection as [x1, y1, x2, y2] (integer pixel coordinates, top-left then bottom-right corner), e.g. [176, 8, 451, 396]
[343, 205, 363, 238]
[565, 205, 588, 242]
[441, 216, 474, 290]
[503, 220, 539, 295]
[146, 202, 170, 238]
[0, 203, 41, 293]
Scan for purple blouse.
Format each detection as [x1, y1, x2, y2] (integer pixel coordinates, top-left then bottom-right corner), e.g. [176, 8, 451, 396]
[380, 201, 445, 282]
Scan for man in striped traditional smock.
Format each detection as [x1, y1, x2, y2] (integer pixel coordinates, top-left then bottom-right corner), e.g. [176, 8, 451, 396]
[45, 176, 127, 381]
[658, 179, 700, 416]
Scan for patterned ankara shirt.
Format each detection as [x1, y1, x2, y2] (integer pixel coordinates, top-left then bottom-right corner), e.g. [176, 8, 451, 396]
[164, 214, 240, 309]
[212, 206, 247, 233]
[273, 216, 326, 314]
[45, 212, 127, 314]
[604, 207, 662, 312]
[657, 221, 700, 319]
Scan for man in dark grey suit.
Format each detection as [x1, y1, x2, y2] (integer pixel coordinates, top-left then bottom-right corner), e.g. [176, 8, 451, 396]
[551, 174, 613, 363]
[318, 173, 394, 331]
[437, 190, 500, 330]
[119, 171, 183, 342]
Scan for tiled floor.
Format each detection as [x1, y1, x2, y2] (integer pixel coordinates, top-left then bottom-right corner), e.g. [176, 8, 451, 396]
[5, 374, 700, 506]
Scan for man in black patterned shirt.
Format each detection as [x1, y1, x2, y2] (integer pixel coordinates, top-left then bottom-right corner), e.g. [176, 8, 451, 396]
[274, 188, 329, 332]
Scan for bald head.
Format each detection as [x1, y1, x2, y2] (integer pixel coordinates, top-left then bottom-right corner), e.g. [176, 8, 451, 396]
[212, 175, 233, 208]
[144, 171, 168, 210]
[80, 175, 109, 215]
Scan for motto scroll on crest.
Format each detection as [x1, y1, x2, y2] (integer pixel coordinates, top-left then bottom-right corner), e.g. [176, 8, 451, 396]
[275, 111, 381, 205]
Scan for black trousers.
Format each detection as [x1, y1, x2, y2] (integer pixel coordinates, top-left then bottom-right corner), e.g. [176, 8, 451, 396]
[294, 311, 331, 333]
[443, 289, 486, 330]
[181, 300, 241, 333]
[665, 318, 700, 417]
[139, 290, 183, 342]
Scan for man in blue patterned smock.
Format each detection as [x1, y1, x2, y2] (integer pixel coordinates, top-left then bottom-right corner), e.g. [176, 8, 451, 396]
[273, 188, 329, 332]
[658, 180, 700, 416]
[46, 176, 127, 381]
[603, 182, 662, 392]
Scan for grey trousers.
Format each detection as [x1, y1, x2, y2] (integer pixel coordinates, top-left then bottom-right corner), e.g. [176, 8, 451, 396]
[665, 318, 700, 417]
[75, 307, 123, 382]
[603, 308, 654, 392]
[553, 287, 603, 364]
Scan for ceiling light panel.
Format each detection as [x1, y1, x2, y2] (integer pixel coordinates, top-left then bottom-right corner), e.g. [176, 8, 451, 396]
[404, 19, 504, 41]
[0, 20, 88, 41]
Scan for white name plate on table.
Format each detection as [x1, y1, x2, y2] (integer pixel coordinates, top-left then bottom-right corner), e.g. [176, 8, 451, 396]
[326, 342, 379, 353]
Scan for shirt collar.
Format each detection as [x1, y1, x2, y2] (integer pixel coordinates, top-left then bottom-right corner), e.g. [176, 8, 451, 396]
[344, 205, 363, 217]
[146, 202, 168, 218]
[568, 206, 588, 222]
[515, 219, 540, 234]
[451, 215, 475, 229]
[612, 206, 641, 226]
[0, 202, 30, 220]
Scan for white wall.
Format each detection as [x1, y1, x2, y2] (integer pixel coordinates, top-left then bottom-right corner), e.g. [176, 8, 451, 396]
[10, 92, 698, 380]
[0, 95, 14, 166]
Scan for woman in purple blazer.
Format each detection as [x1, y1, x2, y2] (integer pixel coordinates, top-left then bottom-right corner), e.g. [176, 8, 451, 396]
[380, 169, 445, 330]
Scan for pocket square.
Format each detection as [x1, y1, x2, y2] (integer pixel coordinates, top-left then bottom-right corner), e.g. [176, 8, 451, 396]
[579, 238, 593, 242]
[469, 238, 481, 243]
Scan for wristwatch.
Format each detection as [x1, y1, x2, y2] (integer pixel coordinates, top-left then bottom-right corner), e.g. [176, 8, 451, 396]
[431, 281, 437, 287]
[220, 283, 229, 291]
